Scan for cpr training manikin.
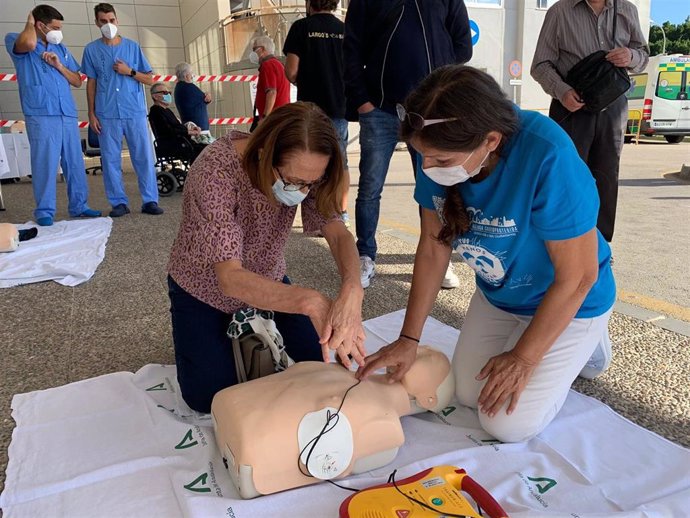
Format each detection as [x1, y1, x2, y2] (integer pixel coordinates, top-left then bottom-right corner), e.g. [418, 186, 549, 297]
[211, 346, 454, 499]
[0, 223, 20, 252]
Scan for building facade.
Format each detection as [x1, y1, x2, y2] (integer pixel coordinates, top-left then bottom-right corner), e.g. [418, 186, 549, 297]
[0, 0, 651, 129]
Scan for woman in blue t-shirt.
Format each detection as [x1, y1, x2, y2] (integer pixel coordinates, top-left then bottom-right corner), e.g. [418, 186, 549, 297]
[356, 65, 616, 443]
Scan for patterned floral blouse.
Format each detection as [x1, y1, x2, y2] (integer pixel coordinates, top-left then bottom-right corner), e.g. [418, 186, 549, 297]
[168, 131, 331, 314]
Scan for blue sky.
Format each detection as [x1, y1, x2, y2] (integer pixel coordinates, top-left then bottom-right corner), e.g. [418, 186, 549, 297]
[650, 0, 689, 25]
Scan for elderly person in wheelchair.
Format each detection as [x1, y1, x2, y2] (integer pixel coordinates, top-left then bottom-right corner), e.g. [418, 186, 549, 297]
[149, 82, 209, 195]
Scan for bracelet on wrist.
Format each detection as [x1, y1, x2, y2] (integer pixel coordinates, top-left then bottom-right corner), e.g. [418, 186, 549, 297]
[399, 333, 420, 343]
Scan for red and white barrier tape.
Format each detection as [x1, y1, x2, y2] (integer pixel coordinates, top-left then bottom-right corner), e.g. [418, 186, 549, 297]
[1, 118, 253, 127]
[0, 73, 257, 82]
[208, 117, 253, 125]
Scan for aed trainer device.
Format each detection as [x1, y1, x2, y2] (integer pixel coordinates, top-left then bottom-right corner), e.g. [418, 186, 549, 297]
[339, 465, 509, 518]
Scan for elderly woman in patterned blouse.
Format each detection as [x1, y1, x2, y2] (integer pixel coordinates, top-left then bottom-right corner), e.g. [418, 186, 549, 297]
[167, 102, 364, 412]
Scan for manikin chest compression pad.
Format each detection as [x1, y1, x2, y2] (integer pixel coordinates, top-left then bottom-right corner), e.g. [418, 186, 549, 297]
[297, 406, 354, 479]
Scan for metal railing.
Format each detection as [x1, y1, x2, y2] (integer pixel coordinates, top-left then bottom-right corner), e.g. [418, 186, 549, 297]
[220, 4, 346, 69]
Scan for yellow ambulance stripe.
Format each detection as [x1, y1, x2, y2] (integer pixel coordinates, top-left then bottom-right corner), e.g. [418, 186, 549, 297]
[659, 63, 690, 71]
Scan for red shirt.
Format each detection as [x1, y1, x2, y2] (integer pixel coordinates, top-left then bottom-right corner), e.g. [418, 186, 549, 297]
[256, 57, 290, 117]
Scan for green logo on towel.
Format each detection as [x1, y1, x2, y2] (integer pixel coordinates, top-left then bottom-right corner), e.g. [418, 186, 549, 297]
[527, 476, 557, 494]
[184, 473, 211, 493]
[146, 382, 167, 391]
[175, 429, 199, 450]
[441, 406, 456, 416]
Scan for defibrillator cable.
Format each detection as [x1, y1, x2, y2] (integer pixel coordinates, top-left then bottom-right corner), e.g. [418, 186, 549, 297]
[296, 381, 485, 515]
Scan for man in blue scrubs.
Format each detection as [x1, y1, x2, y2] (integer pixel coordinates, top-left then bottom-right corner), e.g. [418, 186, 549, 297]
[82, 2, 163, 217]
[4, 5, 101, 226]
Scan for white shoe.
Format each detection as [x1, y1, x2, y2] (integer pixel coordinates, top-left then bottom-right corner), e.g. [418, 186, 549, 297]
[441, 263, 460, 289]
[579, 333, 613, 379]
[359, 256, 375, 288]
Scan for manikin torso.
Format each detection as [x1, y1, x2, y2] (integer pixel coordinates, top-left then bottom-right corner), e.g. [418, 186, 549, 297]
[211, 346, 454, 498]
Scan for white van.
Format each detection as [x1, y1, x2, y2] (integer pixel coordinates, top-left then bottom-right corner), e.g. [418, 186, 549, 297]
[626, 54, 690, 144]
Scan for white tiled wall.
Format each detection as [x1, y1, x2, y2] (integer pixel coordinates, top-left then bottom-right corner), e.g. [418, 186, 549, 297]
[180, 0, 253, 131]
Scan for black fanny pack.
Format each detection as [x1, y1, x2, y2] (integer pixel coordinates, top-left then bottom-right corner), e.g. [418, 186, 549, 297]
[564, 0, 631, 112]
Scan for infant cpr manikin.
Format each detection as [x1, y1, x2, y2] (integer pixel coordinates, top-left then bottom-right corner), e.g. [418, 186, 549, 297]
[211, 346, 454, 498]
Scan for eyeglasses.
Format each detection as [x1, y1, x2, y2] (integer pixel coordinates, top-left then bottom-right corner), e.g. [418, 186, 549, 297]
[153, 90, 171, 95]
[275, 168, 325, 192]
[396, 103, 459, 131]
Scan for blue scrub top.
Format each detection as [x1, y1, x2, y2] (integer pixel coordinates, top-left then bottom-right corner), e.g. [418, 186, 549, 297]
[4, 33, 79, 117]
[81, 37, 152, 119]
[414, 108, 616, 318]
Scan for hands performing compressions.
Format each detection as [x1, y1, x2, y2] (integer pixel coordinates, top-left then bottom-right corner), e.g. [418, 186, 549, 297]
[355, 335, 419, 383]
[309, 288, 366, 370]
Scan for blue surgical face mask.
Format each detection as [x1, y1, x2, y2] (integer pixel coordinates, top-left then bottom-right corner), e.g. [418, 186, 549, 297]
[162, 93, 172, 104]
[272, 179, 308, 206]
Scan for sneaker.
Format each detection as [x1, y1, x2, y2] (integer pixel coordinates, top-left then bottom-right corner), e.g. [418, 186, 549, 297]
[141, 201, 164, 215]
[37, 216, 53, 227]
[75, 208, 102, 218]
[341, 211, 351, 229]
[579, 333, 613, 379]
[441, 263, 460, 289]
[359, 256, 375, 289]
[109, 204, 130, 218]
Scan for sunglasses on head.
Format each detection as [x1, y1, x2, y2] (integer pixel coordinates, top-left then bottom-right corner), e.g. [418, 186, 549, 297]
[396, 103, 459, 131]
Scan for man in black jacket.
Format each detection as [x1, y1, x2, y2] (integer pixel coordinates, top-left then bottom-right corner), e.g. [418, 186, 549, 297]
[344, 0, 472, 289]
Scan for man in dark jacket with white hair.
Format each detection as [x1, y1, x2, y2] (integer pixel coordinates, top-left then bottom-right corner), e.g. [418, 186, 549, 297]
[344, 0, 472, 289]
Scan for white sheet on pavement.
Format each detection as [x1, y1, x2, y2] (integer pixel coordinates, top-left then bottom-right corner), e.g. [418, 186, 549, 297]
[0, 218, 112, 287]
[1, 310, 688, 517]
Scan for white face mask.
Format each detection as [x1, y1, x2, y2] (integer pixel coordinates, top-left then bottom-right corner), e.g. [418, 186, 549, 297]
[422, 148, 491, 186]
[272, 179, 308, 206]
[45, 29, 63, 45]
[100, 23, 118, 40]
[249, 51, 260, 65]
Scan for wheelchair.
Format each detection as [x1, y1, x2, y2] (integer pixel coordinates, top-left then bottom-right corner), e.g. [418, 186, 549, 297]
[153, 136, 195, 197]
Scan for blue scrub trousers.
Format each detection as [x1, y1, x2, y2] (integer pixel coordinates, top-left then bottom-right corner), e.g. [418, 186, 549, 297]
[98, 116, 158, 207]
[168, 275, 323, 413]
[25, 115, 89, 220]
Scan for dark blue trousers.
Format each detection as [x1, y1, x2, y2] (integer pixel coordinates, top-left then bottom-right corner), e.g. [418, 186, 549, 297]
[168, 276, 322, 412]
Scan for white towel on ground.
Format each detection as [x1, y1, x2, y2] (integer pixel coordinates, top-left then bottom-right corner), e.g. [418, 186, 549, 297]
[1, 310, 688, 517]
[0, 218, 112, 288]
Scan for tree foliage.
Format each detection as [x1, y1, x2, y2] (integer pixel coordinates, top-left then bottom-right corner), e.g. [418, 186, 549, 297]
[649, 16, 690, 56]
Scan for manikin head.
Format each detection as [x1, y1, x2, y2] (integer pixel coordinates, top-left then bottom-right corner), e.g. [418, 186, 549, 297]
[0, 224, 20, 253]
[398, 346, 454, 414]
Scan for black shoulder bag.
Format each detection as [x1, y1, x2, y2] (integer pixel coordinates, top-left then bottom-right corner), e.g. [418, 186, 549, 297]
[565, 0, 631, 112]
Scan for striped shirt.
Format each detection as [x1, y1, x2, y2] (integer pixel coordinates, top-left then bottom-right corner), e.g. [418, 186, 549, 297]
[531, 0, 649, 102]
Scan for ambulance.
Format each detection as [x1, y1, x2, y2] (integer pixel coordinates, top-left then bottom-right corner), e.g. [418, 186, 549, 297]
[626, 54, 690, 143]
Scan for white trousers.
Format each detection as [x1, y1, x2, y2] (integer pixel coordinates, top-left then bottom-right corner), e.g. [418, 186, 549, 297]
[452, 290, 613, 443]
